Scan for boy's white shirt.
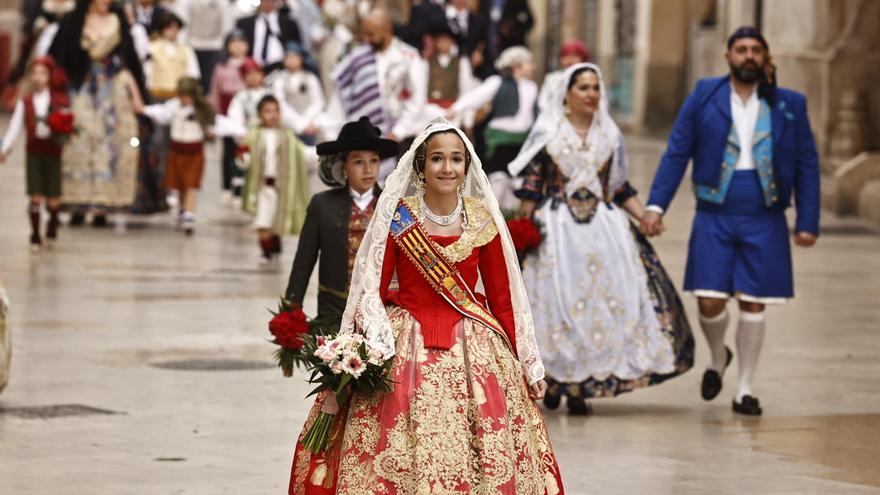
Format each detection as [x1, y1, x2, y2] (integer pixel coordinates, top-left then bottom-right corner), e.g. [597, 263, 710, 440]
[271, 69, 326, 130]
[227, 87, 269, 130]
[142, 97, 245, 140]
[1, 89, 52, 156]
[228, 86, 311, 135]
[452, 75, 538, 133]
[248, 126, 319, 172]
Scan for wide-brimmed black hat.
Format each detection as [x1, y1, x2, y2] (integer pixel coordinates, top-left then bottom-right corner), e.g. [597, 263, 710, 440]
[317, 117, 398, 187]
[428, 18, 460, 41]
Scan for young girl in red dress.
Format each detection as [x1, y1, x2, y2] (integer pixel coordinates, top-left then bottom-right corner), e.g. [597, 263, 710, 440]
[288, 119, 565, 495]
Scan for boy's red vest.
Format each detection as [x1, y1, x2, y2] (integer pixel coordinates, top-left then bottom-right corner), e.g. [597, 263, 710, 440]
[23, 93, 64, 157]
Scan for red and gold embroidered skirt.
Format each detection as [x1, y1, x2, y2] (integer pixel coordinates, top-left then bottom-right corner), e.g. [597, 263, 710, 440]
[289, 306, 564, 494]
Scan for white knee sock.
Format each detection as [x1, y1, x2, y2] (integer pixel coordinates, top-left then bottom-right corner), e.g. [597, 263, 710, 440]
[735, 310, 766, 402]
[699, 309, 730, 372]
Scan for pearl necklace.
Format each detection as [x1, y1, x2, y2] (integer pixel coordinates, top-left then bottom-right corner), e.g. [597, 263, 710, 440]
[419, 194, 463, 226]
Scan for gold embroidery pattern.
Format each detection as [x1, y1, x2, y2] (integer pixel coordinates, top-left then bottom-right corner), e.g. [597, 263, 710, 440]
[403, 196, 498, 263]
[336, 308, 563, 494]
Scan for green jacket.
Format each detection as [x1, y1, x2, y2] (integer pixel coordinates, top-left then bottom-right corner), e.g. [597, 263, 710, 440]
[241, 127, 310, 235]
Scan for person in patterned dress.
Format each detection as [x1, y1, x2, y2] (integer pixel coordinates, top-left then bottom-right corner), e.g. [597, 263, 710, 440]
[508, 63, 694, 415]
[287, 119, 564, 495]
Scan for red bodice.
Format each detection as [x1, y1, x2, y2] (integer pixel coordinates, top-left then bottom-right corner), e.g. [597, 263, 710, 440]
[380, 232, 517, 351]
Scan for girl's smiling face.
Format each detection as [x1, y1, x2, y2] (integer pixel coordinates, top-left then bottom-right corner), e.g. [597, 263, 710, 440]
[421, 132, 468, 197]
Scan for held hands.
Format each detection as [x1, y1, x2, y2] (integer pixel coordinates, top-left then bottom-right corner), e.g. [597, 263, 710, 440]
[528, 380, 548, 400]
[639, 211, 666, 237]
[470, 44, 485, 69]
[793, 231, 817, 247]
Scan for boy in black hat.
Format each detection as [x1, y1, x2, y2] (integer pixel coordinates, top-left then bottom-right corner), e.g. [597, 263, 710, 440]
[284, 117, 397, 320]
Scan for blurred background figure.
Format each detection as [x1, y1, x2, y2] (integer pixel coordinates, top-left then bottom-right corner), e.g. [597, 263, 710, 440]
[49, 0, 146, 228]
[479, 0, 532, 60]
[448, 45, 536, 209]
[235, 0, 301, 73]
[271, 42, 324, 145]
[210, 30, 249, 204]
[2, 0, 75, 111]
[538, 39, 589, 112]
[176, 0, 234, 93]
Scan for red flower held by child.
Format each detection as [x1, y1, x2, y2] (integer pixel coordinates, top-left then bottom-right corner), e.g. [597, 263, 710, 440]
[269, 307, 310, 350]
[506, 217, 543, 252]
[46, 110, 74, 135]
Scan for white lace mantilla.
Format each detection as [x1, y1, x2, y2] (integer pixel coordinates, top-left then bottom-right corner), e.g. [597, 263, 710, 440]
[340, 119, 546, 384]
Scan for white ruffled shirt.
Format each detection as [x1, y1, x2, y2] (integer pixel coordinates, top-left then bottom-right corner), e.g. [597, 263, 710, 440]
[350, 187, 374, 211]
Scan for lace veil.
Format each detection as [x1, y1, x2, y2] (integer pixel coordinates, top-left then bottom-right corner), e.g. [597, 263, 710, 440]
[508, 62, 628, 197]
[339, 118, 546, 384]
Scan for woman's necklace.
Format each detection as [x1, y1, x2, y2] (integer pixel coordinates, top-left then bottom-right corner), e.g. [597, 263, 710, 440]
[420, 194, 463, 226]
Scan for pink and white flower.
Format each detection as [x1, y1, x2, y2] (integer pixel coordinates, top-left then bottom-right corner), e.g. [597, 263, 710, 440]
[341, 354, 366, 378]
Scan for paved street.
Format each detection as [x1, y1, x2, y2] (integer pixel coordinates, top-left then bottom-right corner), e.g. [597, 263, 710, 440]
[1, 133, 879, 494]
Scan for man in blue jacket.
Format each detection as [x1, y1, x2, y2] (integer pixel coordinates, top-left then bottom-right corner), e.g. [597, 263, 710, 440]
[640, 27, 820, 416]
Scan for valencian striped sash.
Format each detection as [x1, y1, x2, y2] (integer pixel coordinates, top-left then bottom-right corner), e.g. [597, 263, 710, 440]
[389, 200, 513, 351]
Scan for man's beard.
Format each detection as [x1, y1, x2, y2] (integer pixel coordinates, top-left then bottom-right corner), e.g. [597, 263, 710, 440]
[369, 38, 386, 51]
[730, 61, 763, 83]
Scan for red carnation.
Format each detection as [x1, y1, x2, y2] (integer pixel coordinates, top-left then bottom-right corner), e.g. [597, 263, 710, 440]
[507, 217, 543, 252]
[47, 110, 75, 135]
[269, 307, 310, 350]
[235, 144, 250, 157]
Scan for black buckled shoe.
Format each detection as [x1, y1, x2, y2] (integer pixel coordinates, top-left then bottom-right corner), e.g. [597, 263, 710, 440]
[69, 211, 86, 226]
[732, 395, 763, 416]
[701, 346, 733, 401]
[566, 396, 593, 416]
[542, 381, 561, 410]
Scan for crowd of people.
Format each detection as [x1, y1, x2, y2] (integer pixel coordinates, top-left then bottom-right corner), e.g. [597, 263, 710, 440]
[1, 1, 821, 493]
[1, 0, 548, 248]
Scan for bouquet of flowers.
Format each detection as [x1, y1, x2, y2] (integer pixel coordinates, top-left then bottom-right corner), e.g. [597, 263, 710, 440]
[46, 109, 74, 135]
[45, 109, 75, 145]
[267, 298, 313, 377]
[268, 298, 394, 452]
[503, 209, 544, 260]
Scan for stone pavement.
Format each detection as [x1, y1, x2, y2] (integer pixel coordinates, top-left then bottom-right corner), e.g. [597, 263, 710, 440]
[0, 133, 878, 495]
